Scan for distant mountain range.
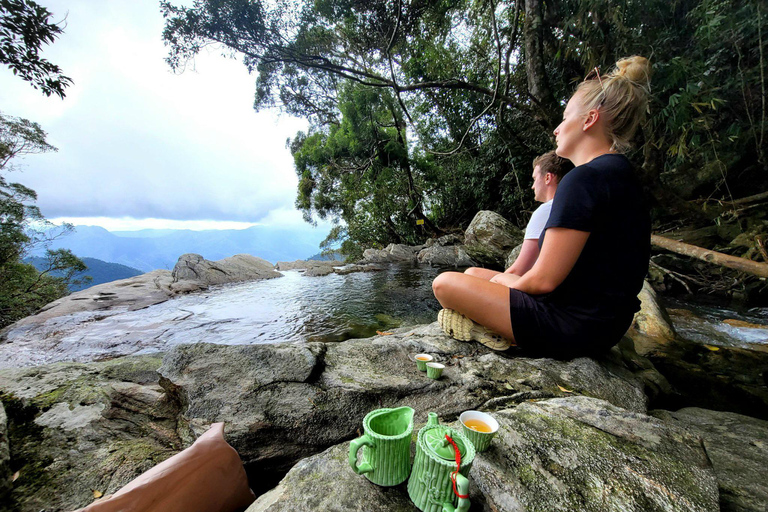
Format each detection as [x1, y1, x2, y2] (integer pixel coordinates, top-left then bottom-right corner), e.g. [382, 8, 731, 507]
[29, 225, 330, 272]
[25, 256, 143, 292]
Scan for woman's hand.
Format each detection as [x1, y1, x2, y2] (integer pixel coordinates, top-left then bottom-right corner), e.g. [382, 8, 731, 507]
[510, 227, 589, 295]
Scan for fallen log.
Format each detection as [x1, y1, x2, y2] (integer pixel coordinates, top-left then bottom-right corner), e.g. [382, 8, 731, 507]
[651, 234, 768, 279]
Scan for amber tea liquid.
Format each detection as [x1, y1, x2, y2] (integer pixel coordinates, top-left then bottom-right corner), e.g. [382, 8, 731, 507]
[463, 419, 493, 433]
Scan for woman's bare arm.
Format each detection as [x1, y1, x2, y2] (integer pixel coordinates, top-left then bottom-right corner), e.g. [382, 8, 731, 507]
[510, 227, 589, 295]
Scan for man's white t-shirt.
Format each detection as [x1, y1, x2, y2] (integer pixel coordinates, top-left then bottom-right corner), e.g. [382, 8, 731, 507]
[524, 200, 553, 240]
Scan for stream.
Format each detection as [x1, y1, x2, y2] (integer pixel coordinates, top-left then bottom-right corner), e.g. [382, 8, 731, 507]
[1, 264, 767, 369]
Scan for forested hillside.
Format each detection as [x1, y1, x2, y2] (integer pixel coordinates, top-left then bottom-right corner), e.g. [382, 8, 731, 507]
[24, 256, 142, 292]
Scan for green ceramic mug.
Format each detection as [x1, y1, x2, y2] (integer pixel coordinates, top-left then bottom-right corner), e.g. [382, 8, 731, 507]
[349, 406, 414, 486]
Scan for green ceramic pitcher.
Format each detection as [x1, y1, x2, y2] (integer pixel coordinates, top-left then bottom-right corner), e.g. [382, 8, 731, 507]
[407, 413, 476, 512]
[348, 406, 415, 486]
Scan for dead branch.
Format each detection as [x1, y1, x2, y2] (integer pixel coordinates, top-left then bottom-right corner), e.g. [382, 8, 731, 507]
[651, 234, 768, 278]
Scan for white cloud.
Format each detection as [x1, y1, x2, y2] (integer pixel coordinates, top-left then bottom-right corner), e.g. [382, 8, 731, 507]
[0, 0, 312, 228]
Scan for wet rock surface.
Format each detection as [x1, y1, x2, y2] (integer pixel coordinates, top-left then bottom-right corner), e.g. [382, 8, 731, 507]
[652, 407, 768, 512]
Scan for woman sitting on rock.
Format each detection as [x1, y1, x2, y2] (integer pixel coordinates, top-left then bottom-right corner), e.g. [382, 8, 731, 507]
[432, 56, 652, 359]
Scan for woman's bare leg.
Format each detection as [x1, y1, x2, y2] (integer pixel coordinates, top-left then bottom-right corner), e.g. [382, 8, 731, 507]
[432, 271, 516, 342]
[464, 267, 502, 281]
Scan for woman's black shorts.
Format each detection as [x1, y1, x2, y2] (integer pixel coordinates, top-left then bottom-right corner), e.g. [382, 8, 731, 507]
[508, 288, 634, 359]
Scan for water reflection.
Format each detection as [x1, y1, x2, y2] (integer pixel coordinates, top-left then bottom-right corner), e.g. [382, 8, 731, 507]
[0, 266, 449, 367]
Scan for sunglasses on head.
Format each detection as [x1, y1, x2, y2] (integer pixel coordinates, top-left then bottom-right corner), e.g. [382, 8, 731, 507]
[584, 66, 606, 106]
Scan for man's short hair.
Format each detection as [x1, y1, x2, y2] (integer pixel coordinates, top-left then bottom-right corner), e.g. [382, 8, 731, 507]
[532, 150, 574, 183]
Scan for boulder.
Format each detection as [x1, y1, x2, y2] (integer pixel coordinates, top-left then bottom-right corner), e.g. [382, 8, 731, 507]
[157, 323, 653, 483]
[245, 443, 417, 512]
[171, 253, 281, 286]
[362, 244, 422, 264]
[304, 266, 335, 277]
[463, 211, 523, 269]
[504, 243, 522, 269]
[0, 402, 10, 503]
[652, 408, 768, 512]
[0, 324, 672, 511]
[429, 234, 464, 247]
[633, 280, 676, 340]
[334, 263, 385, 275]
[1, 269, 175, 336]
[248, 397, 720, 512]
[473, 397, 718, 512]
[416, 245, 476, 267]
[0, 356, 183, 512]
[275, 260, 344, 271]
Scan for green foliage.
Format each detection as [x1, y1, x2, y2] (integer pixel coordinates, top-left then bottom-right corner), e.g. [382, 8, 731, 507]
[0, 112, 87, 328]
[0, 0, 72, 97]
[164, 0, 768, 253]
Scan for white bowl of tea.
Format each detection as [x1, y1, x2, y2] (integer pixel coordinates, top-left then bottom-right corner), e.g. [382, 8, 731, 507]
[459, 410, 499, 452]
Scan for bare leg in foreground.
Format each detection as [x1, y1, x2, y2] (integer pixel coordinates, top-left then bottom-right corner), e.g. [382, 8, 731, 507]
[464, 267, 501, 281]
[432, 271, 516, 343]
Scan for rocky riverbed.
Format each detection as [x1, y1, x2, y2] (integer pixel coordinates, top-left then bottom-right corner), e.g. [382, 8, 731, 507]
[2, 213, 768, 511]
[1, 288, 768, 511]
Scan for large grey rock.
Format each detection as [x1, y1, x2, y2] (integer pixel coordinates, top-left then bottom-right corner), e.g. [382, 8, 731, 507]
[157, 323, 652, 479]
[362, 244, 422, 264]
[425, 234, 464, 247]
[248, 397, 720, 512]
[0, 325, 669, 512]
[652, 408, 768, 512]
[0, 356, 182, 512]
[172, 253, 281, 286]
[1, 269, 175, 334]
[245, 443, 417, 512]
[275, 260, 345, 271]
[473, 397, 719, 512]
[304, 266, 335, 277]
[0, 402, 10, 504]
[417, 244, 476, 267]
[463, 211, 523, 269]
[504, 243, 522, 269]
[633, 280, 676, 340]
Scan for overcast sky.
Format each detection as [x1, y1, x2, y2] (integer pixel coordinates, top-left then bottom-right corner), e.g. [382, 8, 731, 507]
[0, 0, 331, 234]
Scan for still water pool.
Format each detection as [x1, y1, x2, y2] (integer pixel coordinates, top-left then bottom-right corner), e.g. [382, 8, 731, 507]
[3, 265, 767, 369]
[0, 265, 446, 367]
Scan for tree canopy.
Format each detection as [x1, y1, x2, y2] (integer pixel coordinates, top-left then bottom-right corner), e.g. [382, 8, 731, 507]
[0, 0, 72, 97]
[0, 112, 87, 327]
[163, 0, 768, 258]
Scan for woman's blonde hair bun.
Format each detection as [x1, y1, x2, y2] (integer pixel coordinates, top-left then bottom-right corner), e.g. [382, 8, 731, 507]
[576, 55, 652, 153]
[612, 56, 651, 88]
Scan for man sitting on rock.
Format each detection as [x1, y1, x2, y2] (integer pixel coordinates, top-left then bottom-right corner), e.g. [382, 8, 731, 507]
[464, 150, 574, 282]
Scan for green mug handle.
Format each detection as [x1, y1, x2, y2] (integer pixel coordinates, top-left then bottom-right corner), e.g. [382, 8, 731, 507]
[442, 472, 470, 512]
[348, 434, 375, 475]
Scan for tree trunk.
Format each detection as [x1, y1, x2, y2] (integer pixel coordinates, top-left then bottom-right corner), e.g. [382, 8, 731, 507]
[524, 0, 556, 128]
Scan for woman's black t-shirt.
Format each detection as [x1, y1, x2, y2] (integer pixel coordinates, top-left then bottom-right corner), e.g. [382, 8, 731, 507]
[540, 153, 650, 321]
